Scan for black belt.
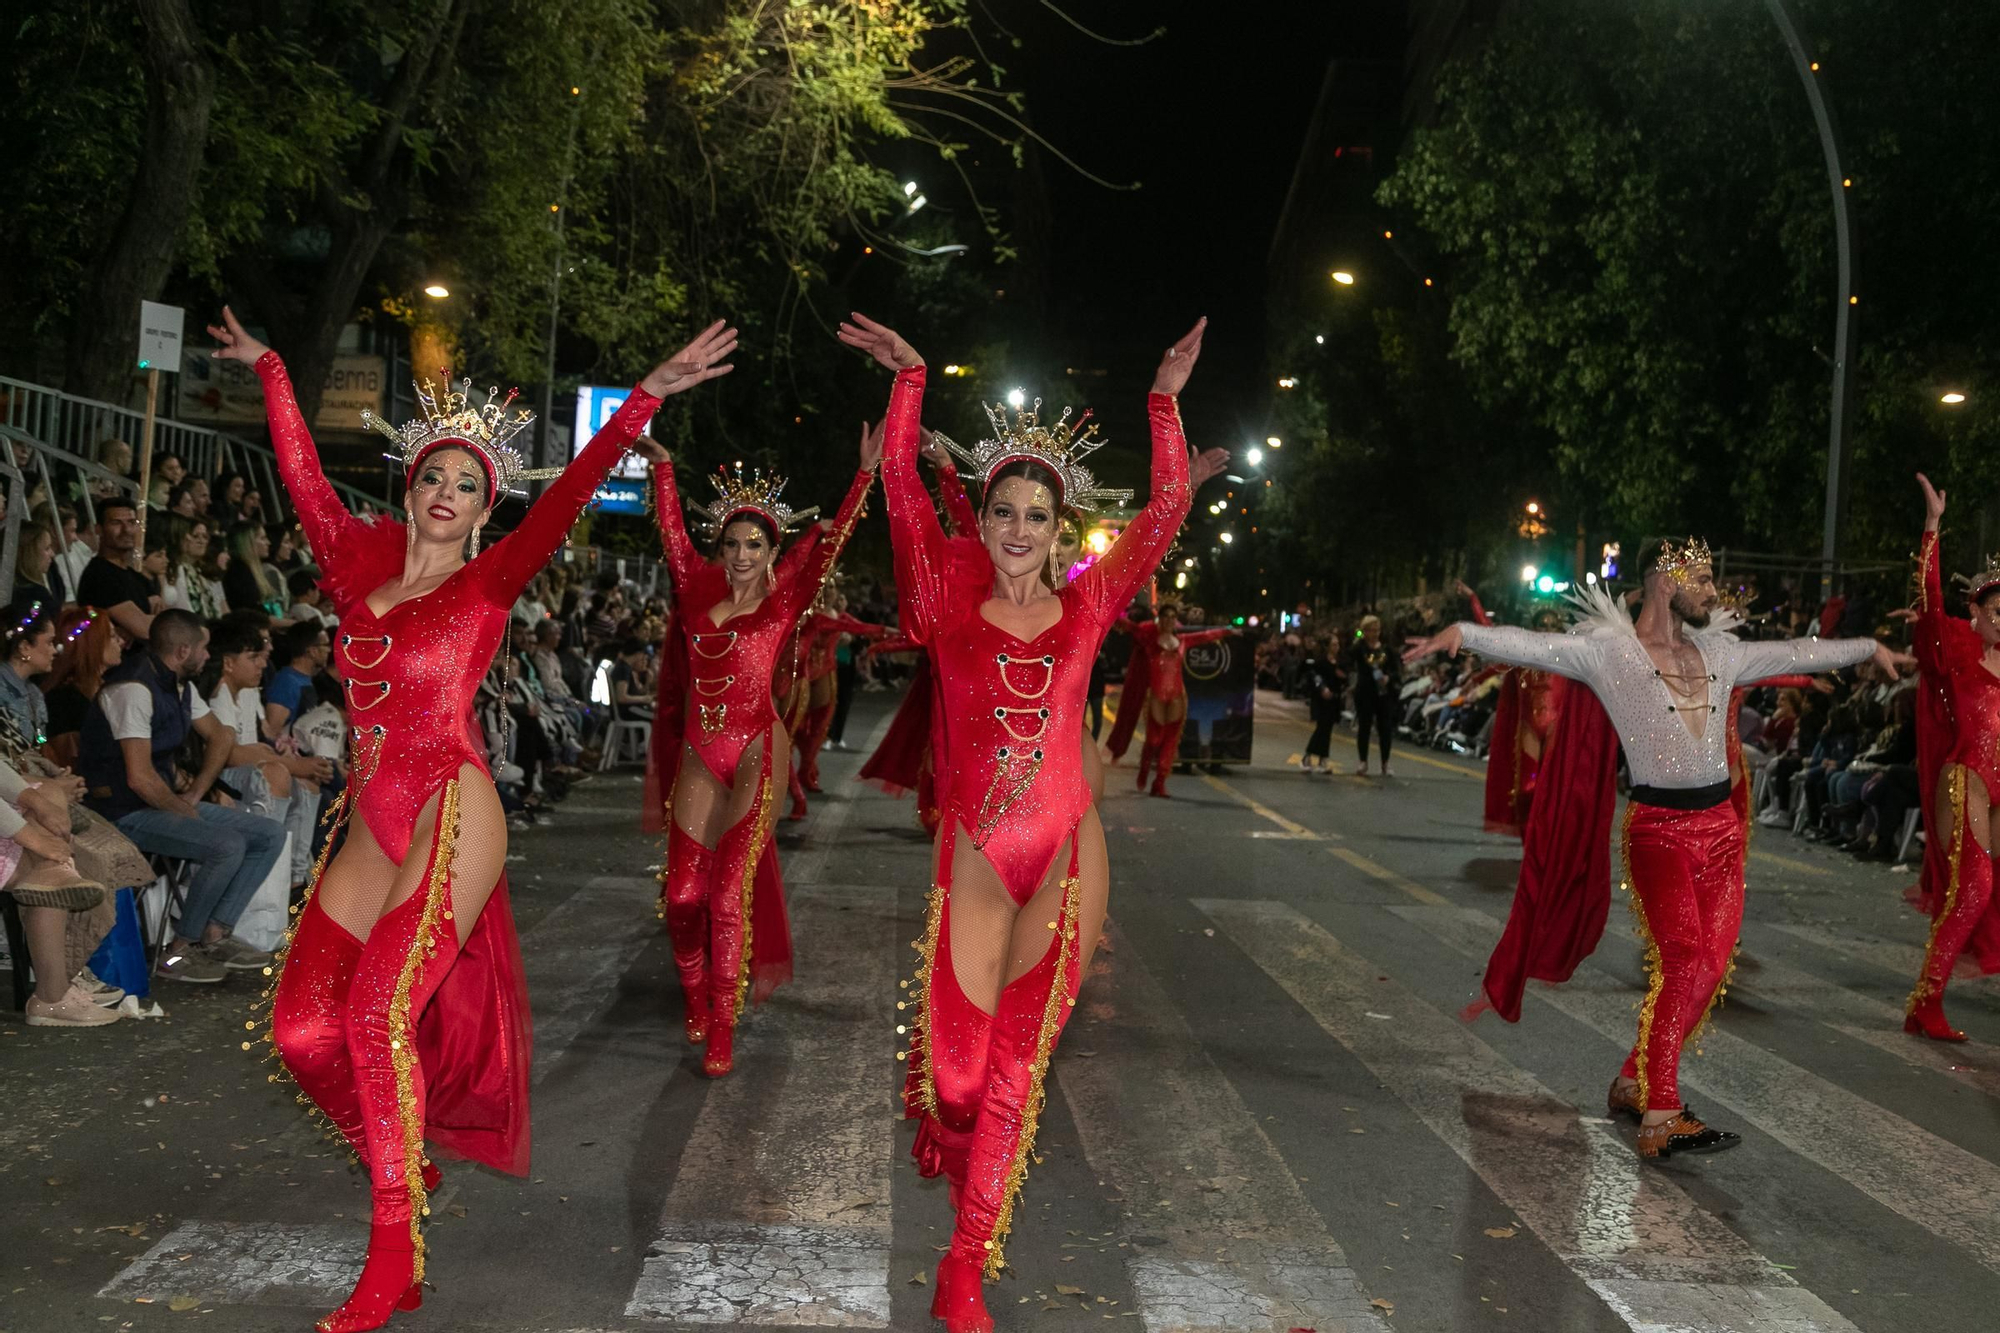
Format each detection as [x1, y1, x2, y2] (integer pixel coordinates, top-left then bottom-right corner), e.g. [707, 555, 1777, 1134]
[1628, 780, 1732, 811]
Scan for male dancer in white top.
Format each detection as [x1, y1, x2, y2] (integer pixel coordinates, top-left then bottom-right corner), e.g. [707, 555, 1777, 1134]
[1406, 539, 1908, 1158]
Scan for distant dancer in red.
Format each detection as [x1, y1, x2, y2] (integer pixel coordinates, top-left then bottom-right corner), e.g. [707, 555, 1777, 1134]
[213, 305, 739, 1332]
[1113, 604, 1236, 797]
[840, 308, 1227, 1332]
[1461, 582, 1566, 836]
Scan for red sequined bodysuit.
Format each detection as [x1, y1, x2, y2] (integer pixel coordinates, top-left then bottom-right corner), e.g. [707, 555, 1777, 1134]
[1121, 622, 1231, 702]
[885, 363, 1192, 1302]
[258, 350, 653, 1328]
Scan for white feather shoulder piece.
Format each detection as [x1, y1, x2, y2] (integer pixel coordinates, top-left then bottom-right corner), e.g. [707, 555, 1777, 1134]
[1561, 583, 1637, 639]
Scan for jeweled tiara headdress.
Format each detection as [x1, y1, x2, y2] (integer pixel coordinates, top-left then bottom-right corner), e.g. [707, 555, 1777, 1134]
[361, 373, 560, 498]
[1652, 536, 1714, 584]
[689, 466, 819, 541]
[936, 399, 1134, 514]
[1951, 554, 2000, 601]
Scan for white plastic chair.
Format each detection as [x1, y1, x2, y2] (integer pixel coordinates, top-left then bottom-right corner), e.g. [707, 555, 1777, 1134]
[598, 718, 651, 771]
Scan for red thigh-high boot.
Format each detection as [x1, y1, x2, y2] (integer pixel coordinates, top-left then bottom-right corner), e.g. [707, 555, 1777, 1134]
[704, 745, 778, 1077]
[1134, 719, 1158, 792]
[787, 759, 810, 821]
[1908, 771, 1991, 1041]
[800, 701, 835, 791]
[934, 869, 1085, 1332]
[660, 824, 716, 1045]
[271, 895, 376, 1165]
[902, 879, 994, 1209]
[325, 790, 471, 1333]
[1149, 717, 1186, 797]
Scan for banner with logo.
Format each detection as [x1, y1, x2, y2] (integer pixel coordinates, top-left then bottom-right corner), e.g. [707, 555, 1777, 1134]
[179, 351, 385, 432]
[1177, 633, 1254, 766]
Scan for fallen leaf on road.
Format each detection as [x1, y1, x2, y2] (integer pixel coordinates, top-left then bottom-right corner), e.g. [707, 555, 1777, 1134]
[167, 1296, 199, 1312]
[1056, 1284, 1086, 1296]
[908, 1272, 927, 1286]
[1370, 1297, 1396, 1313]
[1483, 1227, 1517, 1239]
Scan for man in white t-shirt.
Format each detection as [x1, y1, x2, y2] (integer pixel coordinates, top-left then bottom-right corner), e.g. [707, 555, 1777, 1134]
[78, 610, 286, 985]
[207, 620, 332, 889]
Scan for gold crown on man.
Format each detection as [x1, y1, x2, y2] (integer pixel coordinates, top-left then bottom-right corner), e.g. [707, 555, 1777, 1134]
[938, 399, 1134, 513]
[362, 374, 553, 496]
[691, 466, 818, 540]
[1652, 536, 1714, 584]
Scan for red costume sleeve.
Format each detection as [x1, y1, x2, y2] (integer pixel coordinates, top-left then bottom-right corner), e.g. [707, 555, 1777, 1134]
[935, 457, 980, 537]
[773, 467, 872, 625]
[481, 386, 658, 598]
[869, 634, 923, 657]
[1073, 394, 1191, 628]
[1178, 627, 1234, 647]
[1466, 591, 1494, 627]
[651, 459, 706, 591]
[881, 366, 949, 642]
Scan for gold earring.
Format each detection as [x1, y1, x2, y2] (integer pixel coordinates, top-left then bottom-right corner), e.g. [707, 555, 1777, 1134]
[1047, 544, 1061, 586]
[468, 524, 482, 558]
[403, 493, 417, 568]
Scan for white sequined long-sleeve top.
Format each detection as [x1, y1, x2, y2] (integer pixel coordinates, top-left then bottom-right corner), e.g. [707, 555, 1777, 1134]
[1457, 622, 1877, 789]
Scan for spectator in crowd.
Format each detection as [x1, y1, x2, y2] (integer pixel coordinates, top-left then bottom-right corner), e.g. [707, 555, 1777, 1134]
[1301, 635, 1342, 774]
[41, 607, 123, 769]
[264, 619, 328, 738]
[285, 568, 333, 627]
[609, 638, 655, 721]
[147, 453, 185, 509]
[204, 618, 329, 892]
[527, 620, 589, 741]
[272, 521, 311, 582]
[1797, 701, 1864, 833]
[1819, 691, 1916, 846]
[166, 481, 201, 519]
[160, 513, 227, 619]
[55, 504, 94, 592]
[210, 470, 250, 525]
[11, 520, 69, 607]
[223, 524, 286, 618]
[74, 500, 158, 641]
[1, 753, 120, 1027]
[0, 598, 58, 746]
[79, 609, 283, 984]
[514, 571, 553, 626]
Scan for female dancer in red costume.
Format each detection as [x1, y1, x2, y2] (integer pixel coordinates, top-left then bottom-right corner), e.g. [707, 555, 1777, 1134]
[794, 591, 888, 791]
[1112, 604, 1235, 797]
[841, 310, 1225, 1330]
[650, 430, 877, 1074]
[212, 306, 737, 1331]
[1905, 473, 2000, 1039]
[1460, 584, 1565, 836]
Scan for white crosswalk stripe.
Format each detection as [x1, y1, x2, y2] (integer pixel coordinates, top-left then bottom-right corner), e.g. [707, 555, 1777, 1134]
[1199, 898, 1866, 1333]
[623, 882, 900, 1326]
[1393, 901, 2000, 1276]
[1055, 922, 1392, 1332]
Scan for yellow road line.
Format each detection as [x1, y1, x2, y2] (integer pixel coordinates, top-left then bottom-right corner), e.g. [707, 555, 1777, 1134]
[1388, 749, 1485, 780]
[1201, 774, 1329, 840]
[1748, 848, 1835, 878]
[1327, 846, 1451, 906]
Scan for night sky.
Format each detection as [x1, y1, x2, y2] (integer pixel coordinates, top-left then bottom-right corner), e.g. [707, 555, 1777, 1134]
[999, 0, 1404, 451]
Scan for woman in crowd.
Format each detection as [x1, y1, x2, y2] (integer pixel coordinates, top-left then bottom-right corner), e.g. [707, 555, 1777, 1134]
[1300, 635, 1343, 774]
[1349, 612, 1402, 776]
[41, 608, 123, 769]
[649, 417, 876, 1077]
[161, 514, 227, 619]
[223, 523, 288, 619]
[850, 309, 1224, 1330]
[211, 303, 737, 1332]
[11, 521, 70, 607]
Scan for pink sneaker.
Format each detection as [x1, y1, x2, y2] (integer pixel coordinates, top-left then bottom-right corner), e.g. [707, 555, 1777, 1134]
[27, 985, 121, 1028]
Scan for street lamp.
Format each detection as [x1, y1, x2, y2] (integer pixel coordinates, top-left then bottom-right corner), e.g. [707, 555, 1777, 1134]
[903, 180, 928, 213]
[1219, 531, 1235, 544]
[423, 284, 450, 299]
[1245, 447, 1264, 467]
[1330, 270, 1355, 286]
[1941, 391, 1968, 405]
[1277, 377, 1298, 389]
[1521, 564, 1538, 584]
[1006, 388, 1026, 409]
[1314, 334, 1325, 345]
[1266, 436, 1282, 448]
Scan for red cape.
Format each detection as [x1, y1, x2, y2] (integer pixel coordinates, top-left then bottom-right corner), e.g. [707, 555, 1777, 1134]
[1475, 681, 1620, 1022]
[417, 874, 532, 1175]
[1105, 634, 1156, 761]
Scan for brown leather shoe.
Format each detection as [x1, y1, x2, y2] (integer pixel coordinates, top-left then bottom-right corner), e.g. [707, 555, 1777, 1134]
[1606, 1077, 1644, 1121]
[1636, 1110, 1741, 1160]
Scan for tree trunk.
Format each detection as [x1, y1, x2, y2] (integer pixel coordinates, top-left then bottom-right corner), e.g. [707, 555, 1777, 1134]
[63, 0, 214, 405]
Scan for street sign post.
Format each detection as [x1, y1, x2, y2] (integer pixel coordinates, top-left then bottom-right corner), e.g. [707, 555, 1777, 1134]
[135, 301, 186, 546]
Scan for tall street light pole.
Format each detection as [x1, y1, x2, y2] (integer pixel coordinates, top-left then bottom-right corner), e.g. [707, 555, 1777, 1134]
[539, 85, 585, 477]
[1763, 0, 1858, 600]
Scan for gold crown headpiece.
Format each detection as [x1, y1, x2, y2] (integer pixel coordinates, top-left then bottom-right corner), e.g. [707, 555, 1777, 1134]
[362, 373, 558, 498]
[937, 399, 1134, 514]
[689, 466, 819, 541]
[1951, 554, 2000, 601]
[1652, 536, 1714, 584]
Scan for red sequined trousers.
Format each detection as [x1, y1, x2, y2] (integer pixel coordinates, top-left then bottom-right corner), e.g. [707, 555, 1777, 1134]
[1911, 765, 1992, 1022]
[1615, 800, 1745, 1111]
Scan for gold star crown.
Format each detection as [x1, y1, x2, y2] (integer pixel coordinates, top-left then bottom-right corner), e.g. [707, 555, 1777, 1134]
[936, 399, 1134, 514]
[361, 373, 556, 497]
[689, 466, 818, 541]
[1652, 536, 1714, 584]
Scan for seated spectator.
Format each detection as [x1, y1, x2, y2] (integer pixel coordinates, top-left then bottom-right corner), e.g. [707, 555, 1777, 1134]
[211, 470, 251, 526]
[264, 620, 329, 738]
[1798, 702, 1863, 834]
[146, 454, 185, 510]
[0, 599, 58, 746]
[159, 514, 226, 618]
[11, 520, 70, 608]
[55, 504, 94, 593]
[79, 609, 284, 984]
[223, 524, 286, 619]
[74, 500, 159, 642]
[41, 608, 123, 769]
[205, 619, 329, 892]
[1825, 691, 1916, 850]
[609, 639, 656, 721]
[165, 480, 201, 519]
[285, 568, 334, 627]
[1, 754, 120, 1027]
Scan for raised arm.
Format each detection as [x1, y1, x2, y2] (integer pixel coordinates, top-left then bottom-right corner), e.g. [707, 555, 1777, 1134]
[928, 445, 980, 536]
[776, 463, 875, 622]
[1179, 627, 1235, 647]
[1457, 581, 1494, 627]
[880, 369, 948, 639]
[649, 457, 705, 588]
[488, 320, 737, 594]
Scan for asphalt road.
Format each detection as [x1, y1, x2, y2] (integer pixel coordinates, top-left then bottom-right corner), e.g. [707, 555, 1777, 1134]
[3, 686, 1997, 1332]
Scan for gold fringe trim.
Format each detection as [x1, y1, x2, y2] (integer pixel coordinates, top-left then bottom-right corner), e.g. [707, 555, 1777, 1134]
[1910, 765, 1968, 1013]
[732, 759, 776, 1019]
[386, 780, 460, 1285]
[901, 882, 947, 1117]
[1686, 943, 1740, 1054]
[1619, 803, 1667, 1111]
[983, 872, 1082, 1279]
